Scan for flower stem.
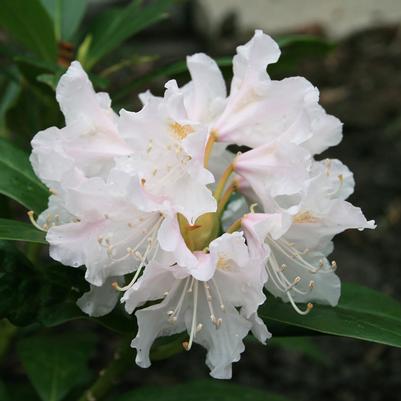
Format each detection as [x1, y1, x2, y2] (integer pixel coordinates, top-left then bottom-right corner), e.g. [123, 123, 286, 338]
[217, 183, 237, 216]
[226, 218, 242, 234]
[213, 163, 234, 202]
[203, 131, 217, 168]
[77, 337, 133, 401]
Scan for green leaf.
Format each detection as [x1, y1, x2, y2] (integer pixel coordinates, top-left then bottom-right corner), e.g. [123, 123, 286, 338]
[0, 381, 10, 401]
[113, 381, 290, 401]
[0, 241, 89, 326]
[0, 138, 48, 213]
[261, 283, 401, 348]
[270, 337, 328, 364]
[0, 218, 46, 244]
[113, 57, 231, 104]
[0, 0, 57, 62]
[40, 0, 88, 41]
[18, 333, 96, 401]
[270, 35, 335, 78]
[80, 0, 172, 70]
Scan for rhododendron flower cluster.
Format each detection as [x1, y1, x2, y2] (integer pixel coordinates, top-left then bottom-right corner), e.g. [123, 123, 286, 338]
[29, 30, 375, 379]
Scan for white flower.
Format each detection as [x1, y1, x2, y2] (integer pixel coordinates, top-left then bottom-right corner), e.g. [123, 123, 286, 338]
[160, 30, 342, 155]
[30, 61, 131, 186]
[28, 29, 376, 378]
[121, 232, 268, 379]
[31, 168, 194, 287]
[234, 140, 312, 213]
[241, 158, 375, 309]
[117, 82, 216, 224]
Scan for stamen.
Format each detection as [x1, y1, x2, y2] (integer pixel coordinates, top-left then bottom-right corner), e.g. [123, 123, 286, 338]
[285, 276, 301, 292]
[112, 238, 157, 292]
[287, 292, 314, 315]
[27, 211, 48, 232]
[250, 203, 258, 213]
[211, 278, 226, 311]
[203, 282, 221, 328]
[168, 278, 191, 323]
[184, 280, 199, 351]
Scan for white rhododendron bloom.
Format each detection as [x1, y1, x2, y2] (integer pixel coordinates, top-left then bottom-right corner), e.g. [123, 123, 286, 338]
[29, 30, 375, 379]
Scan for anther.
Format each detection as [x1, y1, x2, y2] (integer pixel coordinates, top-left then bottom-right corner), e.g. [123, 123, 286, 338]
[331, 261, 337, 271]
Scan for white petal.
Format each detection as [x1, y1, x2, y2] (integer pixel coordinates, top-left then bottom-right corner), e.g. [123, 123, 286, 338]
[194, 298, 252, 379]
[231, 30, 280, 96]
[184, 53, 227, 122]
[245, 312, 271, 344]
[132, 279, 188, 368]
[157, 215, 198, 267]
[235, 141, 311, 212]
[209, 232, 249, 269]
[77, 276, 122, 317]
[266, 243, 341, 306]
[122, 258, 178, 314]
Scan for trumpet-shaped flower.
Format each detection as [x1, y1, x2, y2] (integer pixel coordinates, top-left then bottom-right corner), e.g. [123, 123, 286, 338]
[30, 61, 131, 186]
[240, 158, 375, 308]
[117, 82, 216, 223]
[121, 232, 268, 379]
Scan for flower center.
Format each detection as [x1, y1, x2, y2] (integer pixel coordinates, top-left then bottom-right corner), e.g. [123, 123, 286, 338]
[169, 122, 194, 140]
[178, 212, 220, 251]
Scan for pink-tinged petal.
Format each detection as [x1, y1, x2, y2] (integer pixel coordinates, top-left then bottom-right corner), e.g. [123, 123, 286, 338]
[235, 141, 311, 212]
[30, 127, 74, 185]
[242, 212, 291, 260]
[158, 215, 198, 268]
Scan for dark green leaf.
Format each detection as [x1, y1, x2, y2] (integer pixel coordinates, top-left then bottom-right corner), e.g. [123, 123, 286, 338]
[0, 138, 48, 213]
[0, 241, 42, 325]
[80, 0, 172, 70]
[270, 35, 335, 78]
[0, 381, 10, 401]
[18, 333, 96, 401]
[261, 283, 401, 348]
[40, 0, 88, 41]
[113, 381, 290, 401]
[0, 0, 57, 62]
[270, 337, 328, 364]
[113, 57, 231, 103]
[0, 241, 88, 326]
[0, 218, 46, 244]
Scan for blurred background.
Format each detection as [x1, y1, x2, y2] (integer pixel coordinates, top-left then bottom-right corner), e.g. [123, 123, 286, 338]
[0, 1, 400, 401]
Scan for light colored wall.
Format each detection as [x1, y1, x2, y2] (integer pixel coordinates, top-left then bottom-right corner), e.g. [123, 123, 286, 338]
[200, 0, 401, 37]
